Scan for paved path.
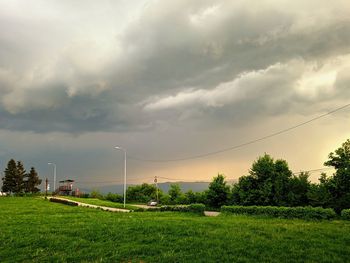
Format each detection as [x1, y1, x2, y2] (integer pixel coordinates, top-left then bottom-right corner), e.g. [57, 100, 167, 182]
[47, 197, 220, 216]
[47, 197, 130, 213]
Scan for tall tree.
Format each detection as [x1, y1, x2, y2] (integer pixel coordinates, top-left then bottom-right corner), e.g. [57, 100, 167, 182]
[25, 167, 42, 193]
[323, 139, 350, 212]
[232, 154, 294, 206]
[14, 161, 26, 194]
[206, 174, 230, 208]
[2, 159, 17, 193]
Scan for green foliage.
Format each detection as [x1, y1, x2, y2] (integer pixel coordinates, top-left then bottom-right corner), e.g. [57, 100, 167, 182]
[168, 183, 182, 204]
[308, 173, 334, 207]
[323, 139, 350, 213]
[2, 159, 41, 195]
[1, 159, 17, 193]
[221, 205, 336, 220]
[232, 154, 311, 207]
[90, 189, 103, 199]
[159, 194, 171, 204]
[15, 161, 26, 194]
[288, 172, 311, 206]
[126, 183, 160, 203]
[104, 192, 123, 203]
[159, 204, 205, 214]
[185, 189, 197, 204]
[206, 174, 230, 208]
[25, 167, 42, 193]
[341, 209, 350, 220]
[49, 197, 78, 206]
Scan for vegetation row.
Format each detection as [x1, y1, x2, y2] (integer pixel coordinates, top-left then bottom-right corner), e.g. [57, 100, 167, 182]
[221, 205, 336, 220]
[87, 139, 350, 215]
[2, 139, 350, 217]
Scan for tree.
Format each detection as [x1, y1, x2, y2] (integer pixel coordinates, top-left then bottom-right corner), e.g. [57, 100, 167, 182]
[14, 161, 26, 194]
[323, 139, 350, 212]
[206, 174, 230, 208]
[25, 167, 42, 193]
[127, 183, 160, 203]
[288, 172, 311, 206]
[308, 173, 334, 208]
[2, 159, 17, 193]
[185, 190, 197, 204]
[168, 184, 182, 204]
[232, 154, 294, 206]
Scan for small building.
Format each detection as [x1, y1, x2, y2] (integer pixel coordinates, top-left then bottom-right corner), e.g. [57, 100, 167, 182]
[58, 179, 74, 195]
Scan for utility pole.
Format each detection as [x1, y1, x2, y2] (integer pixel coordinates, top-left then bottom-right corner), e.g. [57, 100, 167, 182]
[154, 176, 158, 203]
[45, 178, 48, 199]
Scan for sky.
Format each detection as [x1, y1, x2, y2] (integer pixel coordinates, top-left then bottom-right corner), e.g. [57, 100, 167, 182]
[0, 0, 350, 189]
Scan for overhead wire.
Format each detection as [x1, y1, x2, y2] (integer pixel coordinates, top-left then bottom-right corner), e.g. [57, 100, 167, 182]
[127, 102, 350, 162]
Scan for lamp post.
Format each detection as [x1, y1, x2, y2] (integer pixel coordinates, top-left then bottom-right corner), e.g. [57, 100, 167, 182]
[48, 162, 56, 193]
[114, 146, 127, 208]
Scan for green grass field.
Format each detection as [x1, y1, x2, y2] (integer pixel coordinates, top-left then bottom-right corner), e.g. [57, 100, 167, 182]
[1, 197, 350, 262]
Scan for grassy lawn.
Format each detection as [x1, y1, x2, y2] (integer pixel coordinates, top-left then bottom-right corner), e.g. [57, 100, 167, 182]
[1, 197, 350, 262]
[59, 196, 143, 211]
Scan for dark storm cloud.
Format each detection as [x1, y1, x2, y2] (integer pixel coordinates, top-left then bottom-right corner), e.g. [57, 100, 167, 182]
[0, 0, 350, 133]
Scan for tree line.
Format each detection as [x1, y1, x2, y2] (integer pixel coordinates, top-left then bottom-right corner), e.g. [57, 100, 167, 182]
[93, 138, 350, 213]
[1, 159, 42, 194]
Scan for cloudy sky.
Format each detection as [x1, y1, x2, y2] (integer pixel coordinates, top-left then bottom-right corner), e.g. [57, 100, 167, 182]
[1, 0, 350, 189]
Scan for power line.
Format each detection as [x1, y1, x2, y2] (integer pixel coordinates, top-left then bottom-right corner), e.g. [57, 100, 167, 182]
[292, 167, 333, 175]
[72, 167, 334, 185]
[128, 103, 350, 162]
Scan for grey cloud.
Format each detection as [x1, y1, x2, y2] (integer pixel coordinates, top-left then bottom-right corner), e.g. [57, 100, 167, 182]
[0, 0, 350, 133]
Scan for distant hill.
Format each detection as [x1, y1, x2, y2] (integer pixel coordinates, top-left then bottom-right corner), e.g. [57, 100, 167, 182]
[80, 180, 237, 194]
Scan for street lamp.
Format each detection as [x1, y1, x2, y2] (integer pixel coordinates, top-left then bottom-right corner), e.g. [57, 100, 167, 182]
[48, 162, 56, 193]
[114, 146, 127, 208]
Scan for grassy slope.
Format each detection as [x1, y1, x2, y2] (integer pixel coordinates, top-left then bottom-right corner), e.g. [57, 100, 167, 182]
[60, 196, 142, 211]
[0, 197, 349, 263]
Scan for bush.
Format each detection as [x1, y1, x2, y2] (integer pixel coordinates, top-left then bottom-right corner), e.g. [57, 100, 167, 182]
[105, 192, 123, 203]
[341, 209, 350, 220]
[189, 204, 206, 214]
[221, 205, 336, 220]
[49, 198, 78, 206]
[158, 204, 205, 214]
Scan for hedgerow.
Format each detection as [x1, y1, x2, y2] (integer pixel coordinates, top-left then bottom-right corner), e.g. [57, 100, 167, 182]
[147, 204, 205, 214]
[221, 205, 336, 220]
[341, 209, 350, 220]
[49, 198, 78, 206]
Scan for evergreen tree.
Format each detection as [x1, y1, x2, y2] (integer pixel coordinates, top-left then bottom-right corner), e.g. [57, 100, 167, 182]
[14, 161, 26, 194]
[2, 159, 17, 193]
[25, 167, 42, 193]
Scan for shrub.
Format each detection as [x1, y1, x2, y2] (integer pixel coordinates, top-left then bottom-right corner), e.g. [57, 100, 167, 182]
[221, 205, 336, 220]
[188, 204, 206, 214]
[341, 209, 350, 220]
[159, 204, 205, 214]
[49, 198, 78, 206]
[90, 190, 103, 199]
[105, 192, 123, 203]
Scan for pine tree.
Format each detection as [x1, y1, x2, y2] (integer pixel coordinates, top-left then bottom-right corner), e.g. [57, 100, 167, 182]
[25, 167, 42, 193]
[2, 159, 17, 193]
[14, 161, 26, 194]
